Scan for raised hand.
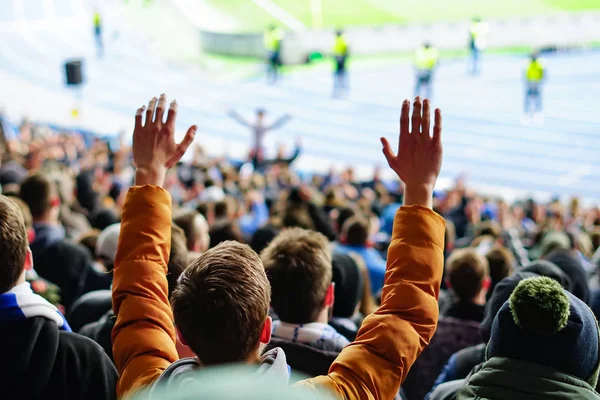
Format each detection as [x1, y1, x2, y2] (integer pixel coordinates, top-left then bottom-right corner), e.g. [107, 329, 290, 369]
[133, 94, 197, 187]
[380, 97, 443, 208]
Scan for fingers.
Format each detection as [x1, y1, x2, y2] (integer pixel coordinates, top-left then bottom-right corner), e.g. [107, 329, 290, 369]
[399, 99, 410, 148]
[433, 108, 442, 143]
[166, 125, 197, 168]
[422, 99, 431, 138]
[145, 97, 157, 127]
[411, 97, 422, 139]
[380, 137, 396, 166]
[154, 93, 167, 124]
[135, 105, 146, 130]
[166, 99, 178, 129]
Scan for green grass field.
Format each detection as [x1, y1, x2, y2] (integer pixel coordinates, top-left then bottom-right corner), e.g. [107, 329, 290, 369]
[207, 0, 600, 32]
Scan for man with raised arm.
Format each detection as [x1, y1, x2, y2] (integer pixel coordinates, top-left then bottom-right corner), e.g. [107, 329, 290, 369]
[112, 93, 445, 399]
[226, 107, 293, 167]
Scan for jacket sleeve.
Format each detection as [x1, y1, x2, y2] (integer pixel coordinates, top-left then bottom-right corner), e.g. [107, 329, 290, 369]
[297, 206, 445, 399]
[111, 186, 178, 398]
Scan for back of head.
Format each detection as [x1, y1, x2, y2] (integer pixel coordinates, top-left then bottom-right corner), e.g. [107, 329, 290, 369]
[545, 248, 590, 304]
[520, 259, 572, 290]
[261, 228, 332, 323]
[168, 224, 189, 296]
[446, 248, 489, 303]
[336, 206, 356, 234]
[342, 216, 369, 247]
[0, 195, 28, 293]
[173, 209, 210, 253]
[331, 252, 363, 318]
[282, 206, 314, 230]
[209, 220, 244, 248]
[250, 225, 279, 255]
[214, 201, 229, 219]
[90, 208, 120, 231]
[171, 241, 270, 365]
[488, 277, 600, 387]
[485, 245, 514, 291]
[19, 174, 56, 220]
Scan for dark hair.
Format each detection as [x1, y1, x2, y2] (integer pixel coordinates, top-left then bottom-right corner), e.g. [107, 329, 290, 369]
[336, 207, 356, 234]
[168, 224, 189, 296]
[0, 196, 29, 293]
[19, 174, 57, 219]
[77, 229, 101, 259]
[171, 241, 270, 364]
[209, 221, 244, 248]
[342, 216, 369, 246]
[250, 226, 279, 254]
[261, 228, 332, 323]
[446, 248, 489, 303]
[282, 206, 314, 230]
[214, 201, 229, 219]
[485, 246, 514, 295]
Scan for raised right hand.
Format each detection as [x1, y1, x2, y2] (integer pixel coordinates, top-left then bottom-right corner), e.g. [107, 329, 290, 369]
[380, 97, 443, 208]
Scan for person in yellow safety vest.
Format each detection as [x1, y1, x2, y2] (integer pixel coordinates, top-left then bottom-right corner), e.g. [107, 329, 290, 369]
[332, 30, 350, 98]
[469, 17, 489, 75]
[524, 52, 546, 119]
[414, 42, 439, 100]
[93, 11, 103, 58]
[264, 25, 284, 84]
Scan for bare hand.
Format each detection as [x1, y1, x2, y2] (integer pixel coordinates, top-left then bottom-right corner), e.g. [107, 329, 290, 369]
[380, 97, 442, 208]
[133, 94, 196, 186]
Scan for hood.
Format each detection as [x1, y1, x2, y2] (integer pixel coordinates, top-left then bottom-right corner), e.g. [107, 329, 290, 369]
[1, 317, 60, 397]
[150, 347, 289, 396]
[457, 357, 600, 400]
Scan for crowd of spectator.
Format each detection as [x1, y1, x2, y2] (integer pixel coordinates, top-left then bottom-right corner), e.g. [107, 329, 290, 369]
[1, 95, 600, 399]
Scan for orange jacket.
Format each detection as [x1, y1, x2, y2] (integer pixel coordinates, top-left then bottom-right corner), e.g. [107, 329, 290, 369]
[112, 186, 445, 399]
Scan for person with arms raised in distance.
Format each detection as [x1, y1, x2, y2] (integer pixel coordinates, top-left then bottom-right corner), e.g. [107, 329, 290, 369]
[111, 93, 444, 398]
[0, 196, 117, 399]
[226, 107, 293, 169]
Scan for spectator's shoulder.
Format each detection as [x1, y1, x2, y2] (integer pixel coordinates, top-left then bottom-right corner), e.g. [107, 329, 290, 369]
[59, 330, 114, 365]
[58, 331, 117, 397]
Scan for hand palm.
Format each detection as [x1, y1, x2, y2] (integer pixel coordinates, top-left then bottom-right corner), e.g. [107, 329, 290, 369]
[381, 98, 443, 190]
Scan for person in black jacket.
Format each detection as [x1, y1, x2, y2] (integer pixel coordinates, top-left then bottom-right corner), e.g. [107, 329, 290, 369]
[0, 195, 117, 399]
[19, 174, 112, 310]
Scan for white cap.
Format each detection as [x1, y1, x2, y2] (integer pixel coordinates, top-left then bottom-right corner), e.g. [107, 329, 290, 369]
[96, 223, 121, 263]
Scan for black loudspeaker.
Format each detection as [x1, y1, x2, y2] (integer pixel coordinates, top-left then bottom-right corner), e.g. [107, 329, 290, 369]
[65, 60, 83, 85]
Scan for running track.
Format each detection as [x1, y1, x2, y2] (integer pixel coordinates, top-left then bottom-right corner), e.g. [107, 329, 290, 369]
[1, 0, 600, 201]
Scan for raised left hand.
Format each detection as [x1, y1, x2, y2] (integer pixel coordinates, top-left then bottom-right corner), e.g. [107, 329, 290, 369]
[133, 94, 197, 186]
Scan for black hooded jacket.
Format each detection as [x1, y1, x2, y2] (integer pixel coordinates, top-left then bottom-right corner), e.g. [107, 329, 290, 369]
[0, 316, 117, 399]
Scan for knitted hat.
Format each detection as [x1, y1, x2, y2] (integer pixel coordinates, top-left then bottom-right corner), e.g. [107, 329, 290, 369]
[331, 253, 363, 318]
[479, 271, 538, 342]
[487, 277, 600, 386]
